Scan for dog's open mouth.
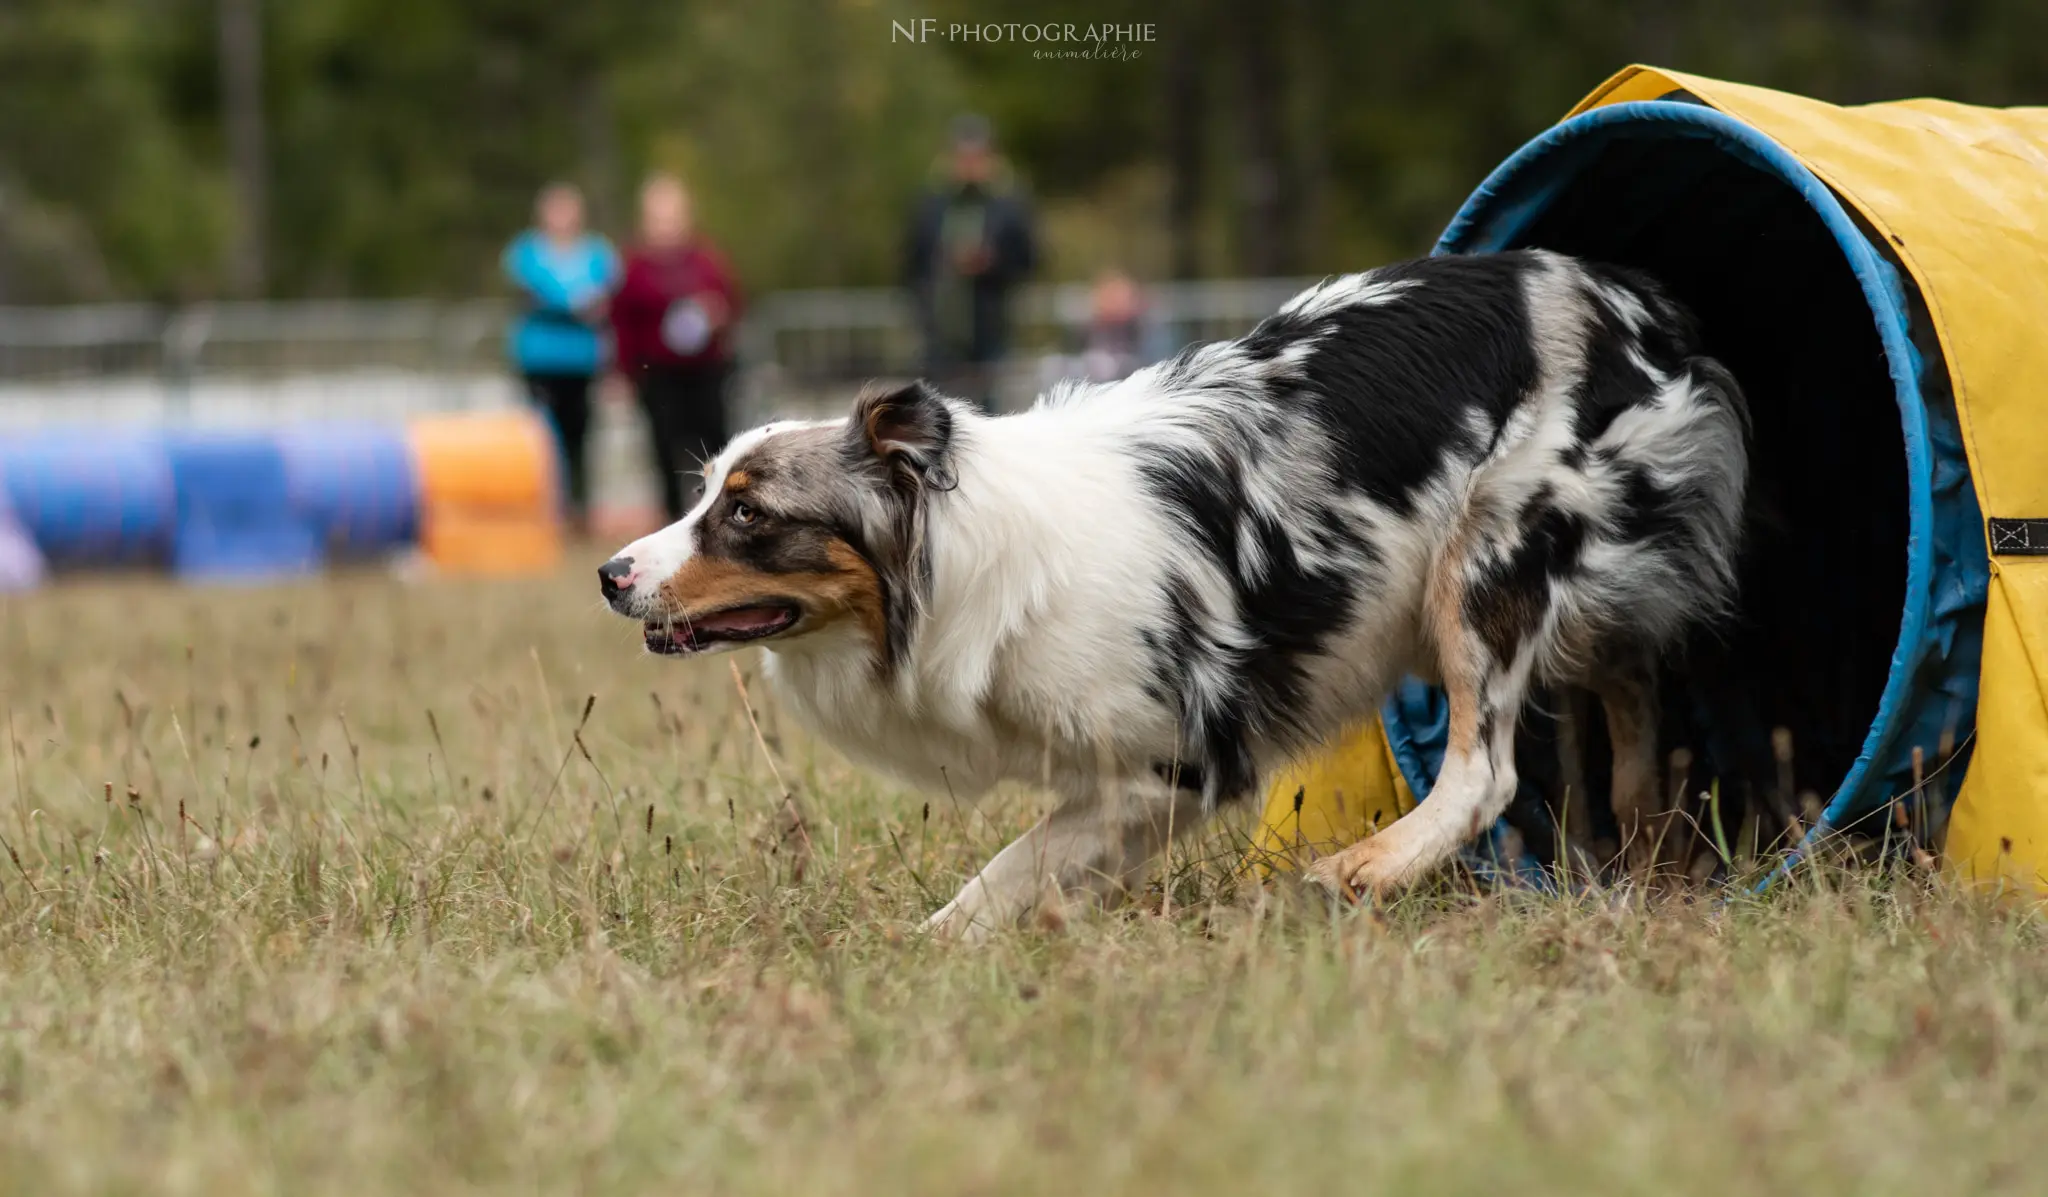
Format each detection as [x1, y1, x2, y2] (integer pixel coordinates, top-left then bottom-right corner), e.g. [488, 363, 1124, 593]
[643, 604, 801, 655]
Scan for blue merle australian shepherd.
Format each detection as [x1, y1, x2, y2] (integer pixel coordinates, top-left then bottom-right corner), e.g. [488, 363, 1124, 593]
[600, 250, 1749, 940]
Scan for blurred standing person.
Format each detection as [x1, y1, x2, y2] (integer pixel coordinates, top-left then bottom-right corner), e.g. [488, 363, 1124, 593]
[612, 174, 744, 523]
[1078, 269, 1173, 383]
[503, 182, 619, 530]
[904, 115, 1038, 412]
[1036, 268, 1175, 393]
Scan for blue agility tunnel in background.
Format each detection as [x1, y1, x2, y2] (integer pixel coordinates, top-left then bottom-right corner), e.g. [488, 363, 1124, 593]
[276, 422, 419, 557]
[0, 428, 176, 566]
[0, 412, 542, 580]
[1383, 99, 1988, 846]
[0, 466, 47, 591]
[165, 430, 324, 581]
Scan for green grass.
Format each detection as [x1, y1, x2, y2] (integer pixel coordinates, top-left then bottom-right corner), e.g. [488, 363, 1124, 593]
[1, 568, 2043, 1195]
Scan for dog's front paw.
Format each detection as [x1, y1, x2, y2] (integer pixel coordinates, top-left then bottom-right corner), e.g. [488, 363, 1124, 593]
[1304, 839, 1382, 900]
[920, 897, 996, 945]
[1304, 831, 1430, 900]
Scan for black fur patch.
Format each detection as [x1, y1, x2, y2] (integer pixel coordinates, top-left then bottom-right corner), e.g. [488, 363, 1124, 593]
[1571, 294, 1656, 443]
[1132, 255, 1576, 800]
[1244, 255, 1541, 512]
[1465, 493, 1590, 664]
[1136, 446, 1243, 565]
[1135, 475, 1377, 803]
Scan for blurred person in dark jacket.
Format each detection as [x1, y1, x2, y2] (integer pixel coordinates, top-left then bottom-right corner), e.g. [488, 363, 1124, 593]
[612, 173, 744, 523]
[503, 181, 619, 528]
[904, 115, 1038, 412]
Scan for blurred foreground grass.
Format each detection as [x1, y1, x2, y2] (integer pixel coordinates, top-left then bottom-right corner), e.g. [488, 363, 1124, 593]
[0, 567, 2043, 1195]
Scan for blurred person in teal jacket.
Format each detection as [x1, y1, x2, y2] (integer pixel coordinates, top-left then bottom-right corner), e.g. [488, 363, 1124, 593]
[503, 182, 620, 527]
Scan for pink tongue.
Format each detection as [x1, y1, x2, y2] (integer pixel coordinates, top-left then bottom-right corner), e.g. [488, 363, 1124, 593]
[693, 607, 789, 635]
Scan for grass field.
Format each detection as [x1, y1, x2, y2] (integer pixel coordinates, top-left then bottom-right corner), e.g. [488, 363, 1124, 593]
[1, 565, 2043, 1195]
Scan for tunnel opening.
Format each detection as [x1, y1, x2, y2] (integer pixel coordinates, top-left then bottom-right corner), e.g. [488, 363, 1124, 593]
[1386, 100, 1985, 865]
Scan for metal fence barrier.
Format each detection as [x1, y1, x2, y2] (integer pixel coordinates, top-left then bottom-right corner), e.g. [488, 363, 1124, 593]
[0, 300, 509, 427]
[0, 277, 1318, 520]
[0, 278, 1315, 422]
[0, 300, 502, 382]
[734, 277, 1314, 418]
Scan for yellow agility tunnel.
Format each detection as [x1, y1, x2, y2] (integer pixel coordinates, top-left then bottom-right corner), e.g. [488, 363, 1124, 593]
[1252, 66, 2048, 892]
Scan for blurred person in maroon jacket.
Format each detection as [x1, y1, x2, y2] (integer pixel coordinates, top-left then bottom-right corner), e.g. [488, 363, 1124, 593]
[613, 173, 744, 522]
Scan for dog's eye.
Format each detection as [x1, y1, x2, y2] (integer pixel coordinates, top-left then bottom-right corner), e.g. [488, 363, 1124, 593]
[730, 501, 758, 527]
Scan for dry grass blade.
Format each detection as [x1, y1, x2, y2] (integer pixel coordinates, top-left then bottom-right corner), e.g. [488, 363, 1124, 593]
[728, 657, 812, 881]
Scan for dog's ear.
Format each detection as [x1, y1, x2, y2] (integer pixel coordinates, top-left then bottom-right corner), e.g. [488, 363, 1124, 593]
[850, 380, 956, 490]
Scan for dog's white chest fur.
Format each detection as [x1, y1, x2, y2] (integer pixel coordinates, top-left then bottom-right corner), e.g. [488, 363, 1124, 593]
[762, 410, 1202, 800]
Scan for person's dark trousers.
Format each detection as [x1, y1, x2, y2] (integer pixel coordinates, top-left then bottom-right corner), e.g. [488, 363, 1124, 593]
[525, 371, 594, 521]
[634, 362, 733, 522]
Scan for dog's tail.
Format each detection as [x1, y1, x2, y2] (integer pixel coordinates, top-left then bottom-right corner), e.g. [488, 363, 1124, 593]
[1684, 354, 1751, 441]
[1655, 355, 1753, 630]
[1685, 354, 1778, 554]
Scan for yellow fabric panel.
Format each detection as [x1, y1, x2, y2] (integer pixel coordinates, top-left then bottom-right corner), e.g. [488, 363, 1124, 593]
[1578, 67, 2048, 892]
[1245, 720, 1415, 875]
[1945, 563, 2048, 889]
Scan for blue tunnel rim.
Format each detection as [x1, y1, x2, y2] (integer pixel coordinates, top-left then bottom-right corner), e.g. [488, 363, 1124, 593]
[1386, 98, 1947, 831]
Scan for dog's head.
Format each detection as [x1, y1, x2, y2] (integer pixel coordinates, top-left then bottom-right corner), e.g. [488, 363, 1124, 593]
[600, 381, 957, 666]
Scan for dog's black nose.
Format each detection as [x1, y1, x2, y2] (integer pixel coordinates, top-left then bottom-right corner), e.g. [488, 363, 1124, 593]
[598, 556, 638, 597]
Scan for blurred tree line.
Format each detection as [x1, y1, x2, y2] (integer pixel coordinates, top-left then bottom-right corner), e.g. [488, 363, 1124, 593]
[0, 0, 2043, 303]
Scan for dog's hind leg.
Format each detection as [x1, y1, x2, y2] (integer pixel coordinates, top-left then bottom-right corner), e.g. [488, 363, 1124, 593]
[1307, 536, 1540, 898]
[1585, 645, 1663, 877]
[1553, 687, 1605, 871]
[924, 781, 1208, 943]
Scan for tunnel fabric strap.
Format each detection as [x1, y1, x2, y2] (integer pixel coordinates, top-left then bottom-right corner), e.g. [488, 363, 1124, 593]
[1989, 519, 2048, 557]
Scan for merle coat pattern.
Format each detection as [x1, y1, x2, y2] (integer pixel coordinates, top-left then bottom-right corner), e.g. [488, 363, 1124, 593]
[599, 250, 1749, 938]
